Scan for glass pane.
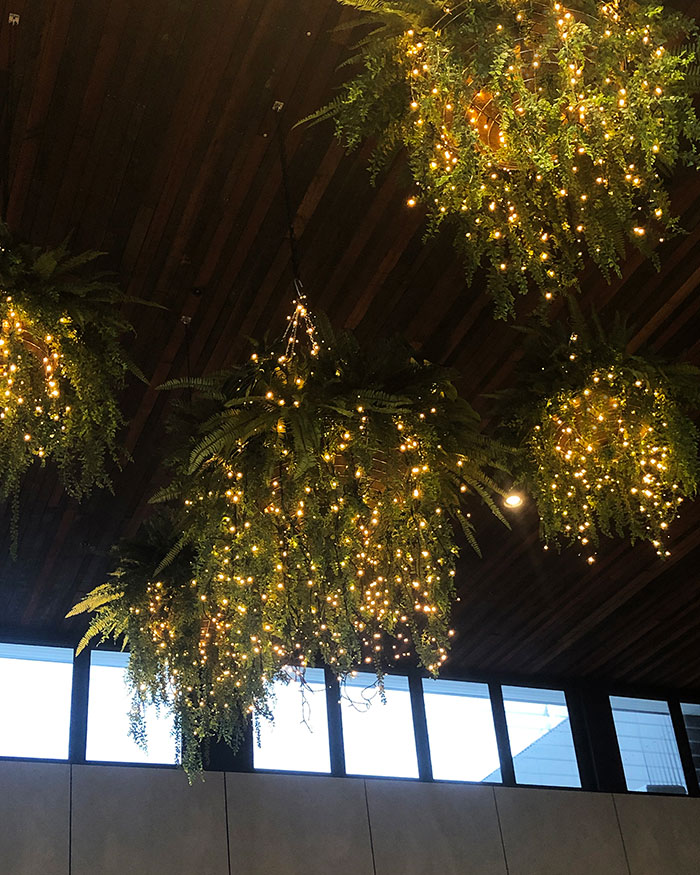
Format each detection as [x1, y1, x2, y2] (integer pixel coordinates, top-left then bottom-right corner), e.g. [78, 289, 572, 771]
[681, 703, 700, 786]
[254, 667, 331, 773]
[610, 696, 687, 794]
[0, 643, 73, 759]
[502, 686, 581, 788]
[341, 672, 418, 778]
[422, 679, 501, 782]
[86, 651, 177, 764]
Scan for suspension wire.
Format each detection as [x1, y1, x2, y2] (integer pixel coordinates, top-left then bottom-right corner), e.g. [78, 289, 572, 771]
[181, 314, 193, 409]
[273, 104, 319, 360]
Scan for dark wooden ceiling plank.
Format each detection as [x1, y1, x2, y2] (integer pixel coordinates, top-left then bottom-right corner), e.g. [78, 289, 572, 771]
[528, 520, 700, 672]
[24, 0, 113, 245]
[6, 0, 76, 231]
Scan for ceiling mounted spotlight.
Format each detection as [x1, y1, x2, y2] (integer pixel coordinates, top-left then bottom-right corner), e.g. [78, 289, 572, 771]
[504, 492, 524, 509]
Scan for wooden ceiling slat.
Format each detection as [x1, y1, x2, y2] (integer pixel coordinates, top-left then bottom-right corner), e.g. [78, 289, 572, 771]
[1, 0, 699, 691]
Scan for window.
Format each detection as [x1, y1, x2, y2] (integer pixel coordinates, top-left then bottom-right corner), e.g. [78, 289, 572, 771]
[341, 672, 418, 778]
[501, 685, 581, 787]
[681, 703, 700, 785]
[422, 678, 501, 782]
[253, 667, 331, 773]
[0, 642, 73, 759]
[86, 651, 177, 764]
[610, 696, 687, 794]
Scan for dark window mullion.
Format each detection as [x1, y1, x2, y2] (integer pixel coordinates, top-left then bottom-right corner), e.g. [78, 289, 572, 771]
[324, 668, 346, 777]
[565, 686, 597, 791]
[68, 648, 90, 764]
[489, 683, 516, 786]
[408, 671, 433, 781]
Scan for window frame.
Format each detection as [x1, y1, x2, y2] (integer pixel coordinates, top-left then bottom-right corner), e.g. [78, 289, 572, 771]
[1, 633, 699, 796]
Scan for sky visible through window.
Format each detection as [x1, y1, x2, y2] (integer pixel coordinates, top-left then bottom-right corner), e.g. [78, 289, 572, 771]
[86, 651, 177, 764]
[0, 643, 73, 759]
[7, 644, 689, 792]
[423, 678, 501, 781]
[341, 672, 419, 778]
[253, 667, 331, 773]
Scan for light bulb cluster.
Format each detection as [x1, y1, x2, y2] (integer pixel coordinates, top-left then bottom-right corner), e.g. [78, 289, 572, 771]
[76, 316, 504, 775]
[529, 360, 696, 560]
[0, 296, 72, 487]
[0, 226, 135, 552]
[324, 0, 698, 316]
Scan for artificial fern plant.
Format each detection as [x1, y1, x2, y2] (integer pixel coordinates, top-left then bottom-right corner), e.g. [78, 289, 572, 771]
[305, 0, 700, 316]
[500, 311, 700, 561]
[0, 224, 141, 548]
[70, 310, 509, 775]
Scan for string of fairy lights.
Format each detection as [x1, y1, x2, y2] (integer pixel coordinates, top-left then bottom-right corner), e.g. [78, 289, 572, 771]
[520, 331, 698, 562]
[401, 1, 672, 294]
[313, 0, 698, 315]
[74, 297, 506, 773]
[0, 296, 70, 464]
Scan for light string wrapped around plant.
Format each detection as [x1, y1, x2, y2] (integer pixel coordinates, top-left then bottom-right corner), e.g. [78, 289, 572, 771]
[68, 514, 271, 776]
[306, 0, 700, 316]
[70, 303, 508, 776]
[0, 224, 142, 547]
[501, 313, 700, 561]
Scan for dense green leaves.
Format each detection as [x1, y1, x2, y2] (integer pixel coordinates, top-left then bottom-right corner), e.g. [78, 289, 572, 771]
[501, 314, 700, 559]
[0, 225, 140, 549]
[70, 317, 508, 775]
[306, 0, 700, 316]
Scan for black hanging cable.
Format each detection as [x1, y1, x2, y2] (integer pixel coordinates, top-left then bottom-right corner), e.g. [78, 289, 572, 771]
[1, 14, 19, 223]
[274, 104, 303, 293]
[181, 314, 193, 410]
[273, 102, 320, 358]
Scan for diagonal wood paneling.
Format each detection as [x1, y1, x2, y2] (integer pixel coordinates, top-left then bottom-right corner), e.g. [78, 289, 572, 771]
[0, 0, 699, 693]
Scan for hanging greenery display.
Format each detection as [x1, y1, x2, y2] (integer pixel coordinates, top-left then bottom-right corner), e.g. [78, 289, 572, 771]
[501, 314, 700, 562]
[306, 0, 700, 317]
[70, 304, 508, 775]
[0, 224, 140, 545]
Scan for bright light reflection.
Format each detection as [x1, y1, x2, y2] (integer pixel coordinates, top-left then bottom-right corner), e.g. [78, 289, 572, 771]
[86, 651, 177, 764]
[0, 643, 73, 759]
[254, 667, 331, 773]
[341, 673, 418, 778]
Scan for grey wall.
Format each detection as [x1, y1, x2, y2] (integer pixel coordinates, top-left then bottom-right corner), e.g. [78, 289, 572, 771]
[1, 761, 699, 875]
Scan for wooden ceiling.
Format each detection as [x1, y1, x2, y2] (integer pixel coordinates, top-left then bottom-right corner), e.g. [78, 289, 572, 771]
[1, 0, 699, 694]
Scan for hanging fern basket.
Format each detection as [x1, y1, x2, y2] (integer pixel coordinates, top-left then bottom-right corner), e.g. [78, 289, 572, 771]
[70, 306, 508, 775]
[308, 0, 700, 316]
[503, 316, 700, 561]
[0, 225, 140, 548]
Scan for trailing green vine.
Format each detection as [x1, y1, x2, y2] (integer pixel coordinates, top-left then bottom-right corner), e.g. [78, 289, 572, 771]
[305, 0, 700, 316]
[501, 313, 700, 561]
[70, 310, 509, 775]
[0, 225, 143, 549]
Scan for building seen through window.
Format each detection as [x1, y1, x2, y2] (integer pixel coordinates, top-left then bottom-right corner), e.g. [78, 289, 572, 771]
[610, 696, 687, 794]
[499, 686, 581, 788]
[422, 678, 501, 782]
[0, 643, 73, 759]
[680, 702, 700, 786]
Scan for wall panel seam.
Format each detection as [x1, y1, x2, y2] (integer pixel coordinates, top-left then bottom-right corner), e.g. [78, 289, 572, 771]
[363, 779, 378, 875]
[611, 794, 632, 875]
[492, 786, 510, 875]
